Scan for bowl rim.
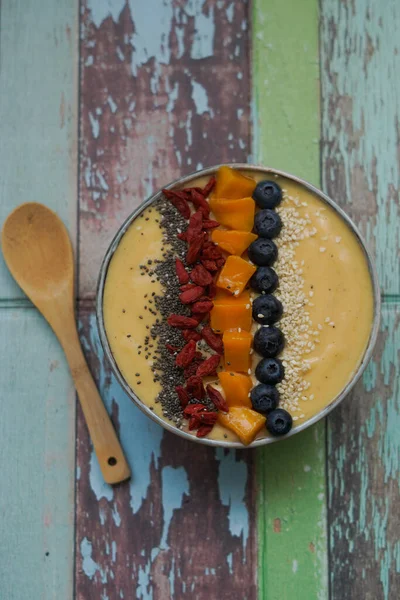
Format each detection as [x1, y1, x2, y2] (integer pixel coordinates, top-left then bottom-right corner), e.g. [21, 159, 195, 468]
[96, 163, 381, 448]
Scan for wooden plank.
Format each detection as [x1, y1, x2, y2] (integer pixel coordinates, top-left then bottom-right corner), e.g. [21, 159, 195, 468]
[76, 309, 256, 599]
[77, 2, 256, 598]
[0, 2, 78, 599]
[79, 0, 251, 298]
[327, 304, 400, 599]
[252, 1, 329, 598]
[320, 0, 400, 296]
[0, 0, 79, 299]
[252, 0, 320, 187]
[321, 1, 400, 597]
[0, 308, 75, 600]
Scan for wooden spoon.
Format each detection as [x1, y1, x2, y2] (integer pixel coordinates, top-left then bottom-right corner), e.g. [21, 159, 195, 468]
[2, 203, 131, 485]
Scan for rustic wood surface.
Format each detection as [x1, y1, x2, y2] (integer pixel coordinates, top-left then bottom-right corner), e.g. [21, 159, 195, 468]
[321, 1, 400, 598]
[0, 1, 78, 599]
[253, 1, 328, 599]
[0, 0, 399, 598]
[76, 2, 255, 599]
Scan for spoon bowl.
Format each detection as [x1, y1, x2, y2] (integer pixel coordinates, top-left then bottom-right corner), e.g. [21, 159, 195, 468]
[2, 203, 73, 300]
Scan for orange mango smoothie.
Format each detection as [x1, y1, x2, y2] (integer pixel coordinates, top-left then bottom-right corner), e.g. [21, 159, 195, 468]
[103, 168, 374, 445]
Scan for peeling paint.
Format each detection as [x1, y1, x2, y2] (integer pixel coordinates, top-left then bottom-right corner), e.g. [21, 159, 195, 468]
[89, 111, 100, 139]
[160, 466, 189, 549]
[191, 80, 213, 116]
[216, 449, 249, 546]
[130, 0, 173, 76]
[81, 537, 100, 580]
[87, 0, 125, 28]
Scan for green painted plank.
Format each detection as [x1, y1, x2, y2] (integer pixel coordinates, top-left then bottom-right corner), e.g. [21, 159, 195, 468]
[0, 0, 78, 298]
[0, 309, 75, 600]
[252, 0, 320, 187]
[320, 0, 400, 296]
[252, 1, 328, 599]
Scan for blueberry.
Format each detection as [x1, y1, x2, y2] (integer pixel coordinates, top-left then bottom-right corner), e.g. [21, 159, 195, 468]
[252, 295, 283, 325]
[254, 326, 285, 357]
[249, 267, 279, 294]
[267, 408, 293, 436]
[253, 180, 282, 209]
[248, 238, 278, 266]
[255, 357, 285, 384]
[251, 384, 279, 414]
[254, 209, 282, 239]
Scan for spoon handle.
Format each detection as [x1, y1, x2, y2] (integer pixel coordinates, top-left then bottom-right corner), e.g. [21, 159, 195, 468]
[61, 326, 131, 485]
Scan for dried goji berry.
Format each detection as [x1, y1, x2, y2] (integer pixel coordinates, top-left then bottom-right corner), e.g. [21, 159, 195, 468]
[190, 189, 210, 217]
[201, 326, 223, 354]
[196, 354, 221, 377]
[190, 264, 213, 286]
[192, 299, 213, 314]
[180, 283, 197, 292]
[202, 241, 214, 250]
[196, 425, 214, 438]
[175, 340, 197, 368]
[177, 231, 188, 241]
[179, 286, 205, 304]
[162, 189, 191, 219]
[186, 210, 203, 243]
[215, 256, 226, 268]
[207, 281, 217, 298]
[184, 359, 202, 379]
[176, 386, 190, 409]
[188, 417, 198, 430]
[201, 245, 223, 260]
[183, 403, 206, 416]
[202, 219, 220, 229]
[175, 258, 189, 284]
[186, 235, 205, 265]
[201, 176, 216, 198]
[166, 344, 180, 354]
[199, 412, 218, 425]
[206, 384, 229, 412]
[167, 315, 198, 329]
[186, 375, 205, 399]
[182, 329, 202, 342]
[201, 259, 218, 272]
[191, 312, 208, 325]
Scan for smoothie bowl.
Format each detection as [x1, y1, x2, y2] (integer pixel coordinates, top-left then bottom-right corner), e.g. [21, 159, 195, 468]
[96, 165, 380, 448]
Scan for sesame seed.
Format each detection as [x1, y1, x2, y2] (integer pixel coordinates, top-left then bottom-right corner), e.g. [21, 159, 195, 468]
[319, 247, 326, 253]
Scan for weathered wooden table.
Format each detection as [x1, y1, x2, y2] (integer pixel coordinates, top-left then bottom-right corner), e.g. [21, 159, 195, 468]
[1, 1, 399, 598]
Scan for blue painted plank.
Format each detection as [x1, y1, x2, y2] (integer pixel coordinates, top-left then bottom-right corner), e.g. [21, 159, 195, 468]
[320, 0, 400, 296]
[327, 304, 400, 599]
[0, 309, 75, 600]
[321, 0, 400, 597]
[0, 1, 79, 598]
[0, 0, 78, 298]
